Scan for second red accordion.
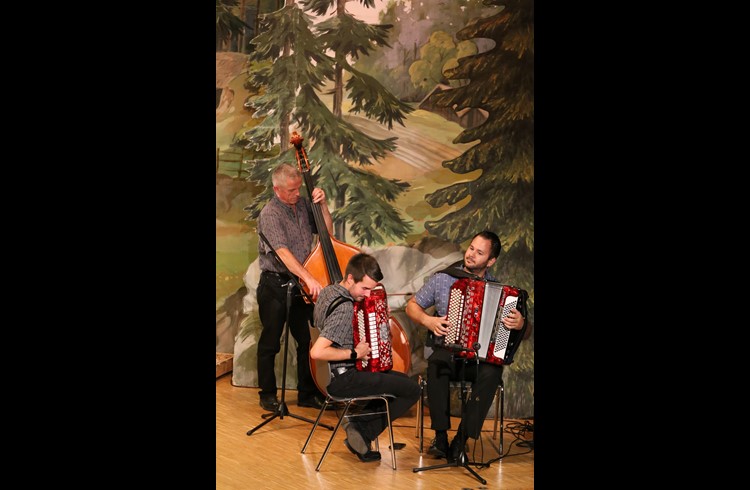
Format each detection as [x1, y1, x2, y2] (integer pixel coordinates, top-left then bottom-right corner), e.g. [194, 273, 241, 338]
[352, 285, 393, 372]
[441, 277, 528, 365]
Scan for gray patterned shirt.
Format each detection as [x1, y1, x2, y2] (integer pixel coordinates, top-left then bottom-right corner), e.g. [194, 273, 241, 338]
[257, 194, 317, 273]
[313, 283, 356, 372]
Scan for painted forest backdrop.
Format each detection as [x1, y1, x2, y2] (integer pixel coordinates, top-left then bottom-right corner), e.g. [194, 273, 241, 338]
[216, 0, 534, 418]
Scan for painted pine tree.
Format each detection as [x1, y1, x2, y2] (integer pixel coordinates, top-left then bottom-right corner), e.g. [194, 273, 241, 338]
[424, 0, 534, 418]
[241, 0, 412, 246]
[216, 0, 251, 52]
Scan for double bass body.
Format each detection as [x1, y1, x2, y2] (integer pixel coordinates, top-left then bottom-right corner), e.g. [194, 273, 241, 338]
[301, 236, 359, 298]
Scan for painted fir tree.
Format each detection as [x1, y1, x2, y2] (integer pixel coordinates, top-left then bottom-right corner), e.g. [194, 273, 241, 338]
[424, 0, 534, 418]
[301, 0, 413, 244]
[216, 0, 251, 51]
[241, 0, 412, 246]
[240, 2, 333, 213]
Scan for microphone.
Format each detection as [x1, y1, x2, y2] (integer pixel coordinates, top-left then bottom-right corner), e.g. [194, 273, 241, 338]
[445, 342, 481, 353]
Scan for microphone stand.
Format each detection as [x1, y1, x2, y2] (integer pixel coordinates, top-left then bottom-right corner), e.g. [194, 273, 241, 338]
[247, 231, 333, 436]
[412, 344, 487, 485]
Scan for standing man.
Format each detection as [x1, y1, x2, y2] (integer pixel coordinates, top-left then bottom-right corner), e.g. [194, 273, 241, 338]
[311, 253, 420, 463]
[405, 230, 530, 461]
[256, 162, 333, 412]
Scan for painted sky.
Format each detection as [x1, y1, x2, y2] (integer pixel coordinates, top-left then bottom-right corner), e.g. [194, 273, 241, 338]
[345, 0, 387, 22]
[307, 0, 404, 23]
[308, 1, 425, 24]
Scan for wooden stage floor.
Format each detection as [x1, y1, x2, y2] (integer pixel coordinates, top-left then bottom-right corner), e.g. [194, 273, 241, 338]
[217, 373, 534, 489]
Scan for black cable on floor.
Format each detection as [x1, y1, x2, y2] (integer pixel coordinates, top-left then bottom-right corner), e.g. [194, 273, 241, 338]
[492, 420, 534, 461]
[467, 420, 534, 468]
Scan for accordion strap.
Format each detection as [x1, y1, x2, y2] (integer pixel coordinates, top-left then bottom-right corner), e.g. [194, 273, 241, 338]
[325, 295, 354, 319]
[437, 261, 486, 281]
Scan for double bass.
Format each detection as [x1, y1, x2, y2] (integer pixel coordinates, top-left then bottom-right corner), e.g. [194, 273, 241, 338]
[291, 131, 359, 298]
[290, 132, 411, 395]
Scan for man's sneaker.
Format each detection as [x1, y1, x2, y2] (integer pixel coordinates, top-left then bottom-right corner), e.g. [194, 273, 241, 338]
[427, 432, 449, 458]
[343, 420, 370, 455]
[344, 439, 382, 463]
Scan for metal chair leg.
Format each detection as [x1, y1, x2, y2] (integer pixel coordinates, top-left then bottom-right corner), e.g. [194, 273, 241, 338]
[414, 374, 423, 436]
[301, 395, 332, 454]
[315, 400, 352, 471]
[384, 397, 396, 470]
[416, 375, 425, 453]
[492, 382, 504, 453]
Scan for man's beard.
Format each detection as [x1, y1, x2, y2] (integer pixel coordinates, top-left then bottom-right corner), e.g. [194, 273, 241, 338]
[463, 261, 485, 275]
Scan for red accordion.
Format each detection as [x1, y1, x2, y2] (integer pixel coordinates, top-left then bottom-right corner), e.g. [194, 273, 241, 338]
[352, 285, 393, 372]
[441, 278, 528, 365]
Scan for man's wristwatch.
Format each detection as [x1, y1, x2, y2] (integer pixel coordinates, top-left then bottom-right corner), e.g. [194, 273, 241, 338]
[349, 348, 357, 360]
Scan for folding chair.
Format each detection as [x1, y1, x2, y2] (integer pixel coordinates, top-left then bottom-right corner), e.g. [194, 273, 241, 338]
[302, 393, 398, 470]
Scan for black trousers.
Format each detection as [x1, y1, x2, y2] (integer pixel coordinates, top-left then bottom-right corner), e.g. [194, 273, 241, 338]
[426, 347, 503, 439]
[328, 369, 421, 444]
[256, 273, 320, 400]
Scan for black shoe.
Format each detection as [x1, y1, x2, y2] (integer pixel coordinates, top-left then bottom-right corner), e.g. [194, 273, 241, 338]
[390, 442, 407, 451]
[343, 420, 370, 455]
[447, 432, 466, 463]
[344, 439, 382, 463]
[298, 395, 333, 410]
[259, 394, 279, 412]
[427, 432, 449, 458]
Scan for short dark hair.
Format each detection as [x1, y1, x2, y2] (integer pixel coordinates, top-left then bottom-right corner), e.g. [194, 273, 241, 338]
[345, 253, 384, 283]
[473, 230, 502, 259]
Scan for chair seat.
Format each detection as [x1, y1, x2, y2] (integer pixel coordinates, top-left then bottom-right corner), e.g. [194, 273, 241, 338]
[327, 393, 395, 403]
